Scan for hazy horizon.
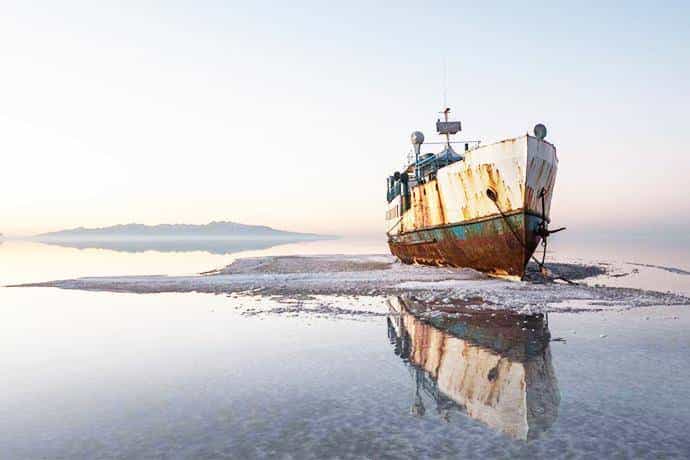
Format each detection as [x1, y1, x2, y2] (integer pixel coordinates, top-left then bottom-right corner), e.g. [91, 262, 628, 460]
[3, 219, 689, 243]
[2, 1, 689, 238]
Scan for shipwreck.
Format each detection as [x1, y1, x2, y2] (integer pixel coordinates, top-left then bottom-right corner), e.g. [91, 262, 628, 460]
[385, 109, 563, 279]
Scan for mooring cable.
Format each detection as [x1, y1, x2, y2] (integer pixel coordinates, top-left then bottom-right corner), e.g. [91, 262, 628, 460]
[385, 215, 405, 237]
[489, 192, 577, 285]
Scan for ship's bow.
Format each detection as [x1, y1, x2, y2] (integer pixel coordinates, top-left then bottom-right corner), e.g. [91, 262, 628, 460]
[520, 136, 558, 271]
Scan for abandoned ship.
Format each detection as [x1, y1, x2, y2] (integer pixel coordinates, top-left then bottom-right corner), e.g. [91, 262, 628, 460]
[385, 108, 561, 279]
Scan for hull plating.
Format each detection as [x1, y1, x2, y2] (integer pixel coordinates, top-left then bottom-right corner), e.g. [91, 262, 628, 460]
[388, 212, 543, 279]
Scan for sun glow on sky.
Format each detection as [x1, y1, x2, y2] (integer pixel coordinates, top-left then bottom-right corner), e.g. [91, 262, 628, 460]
[2, 1, 689, 237]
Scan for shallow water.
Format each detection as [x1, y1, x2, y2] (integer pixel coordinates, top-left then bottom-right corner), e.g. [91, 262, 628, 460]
[1, 237, 689, 458]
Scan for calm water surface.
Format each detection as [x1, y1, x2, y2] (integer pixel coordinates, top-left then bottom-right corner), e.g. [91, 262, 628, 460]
[1, 237, 689, 459]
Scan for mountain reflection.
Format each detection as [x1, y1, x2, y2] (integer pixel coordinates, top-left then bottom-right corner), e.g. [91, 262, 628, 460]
[33, 237, 310, 255]
[387, 296, 560, 440]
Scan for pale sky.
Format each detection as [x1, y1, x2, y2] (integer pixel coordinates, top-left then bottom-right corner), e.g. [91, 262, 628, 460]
[1, 1, 689, 237]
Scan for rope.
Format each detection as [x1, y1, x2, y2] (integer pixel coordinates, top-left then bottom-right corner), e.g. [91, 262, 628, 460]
[490, 197, 577, 285]
[386, 215, 405, 237]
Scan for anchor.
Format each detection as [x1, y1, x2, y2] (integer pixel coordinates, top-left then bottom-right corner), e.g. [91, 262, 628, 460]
[534, 188, 566, 275]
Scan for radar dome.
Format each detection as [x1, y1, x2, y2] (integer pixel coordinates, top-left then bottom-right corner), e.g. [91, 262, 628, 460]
[410, 131, 425, 145]
[534, 124, 547, 140]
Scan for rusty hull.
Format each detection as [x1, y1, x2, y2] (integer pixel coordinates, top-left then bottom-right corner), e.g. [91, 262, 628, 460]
[389, 211, 542, 279]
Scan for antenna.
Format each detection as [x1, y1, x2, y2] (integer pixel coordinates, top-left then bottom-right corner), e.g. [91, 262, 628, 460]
[442, 57, 448, 107]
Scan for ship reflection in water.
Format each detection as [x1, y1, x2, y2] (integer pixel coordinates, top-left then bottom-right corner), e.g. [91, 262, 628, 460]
[387, 296, 560, 440]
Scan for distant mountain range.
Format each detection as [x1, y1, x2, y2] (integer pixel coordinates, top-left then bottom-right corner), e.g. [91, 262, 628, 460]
[32, 222, 335, 255]
[36, 221, 333, 241]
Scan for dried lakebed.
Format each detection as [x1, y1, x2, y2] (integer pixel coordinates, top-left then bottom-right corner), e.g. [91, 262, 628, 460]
[13, 255, 690, 315]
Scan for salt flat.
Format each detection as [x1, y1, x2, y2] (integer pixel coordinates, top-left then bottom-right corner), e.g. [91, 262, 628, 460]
[14, 255, 690, 314]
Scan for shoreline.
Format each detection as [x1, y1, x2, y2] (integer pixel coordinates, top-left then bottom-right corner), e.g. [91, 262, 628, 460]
[11, 255, 690, 314]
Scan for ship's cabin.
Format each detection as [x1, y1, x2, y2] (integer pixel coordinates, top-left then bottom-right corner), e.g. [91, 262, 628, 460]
[386, 107, 478, 205]
[386, 142, 479, 205]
